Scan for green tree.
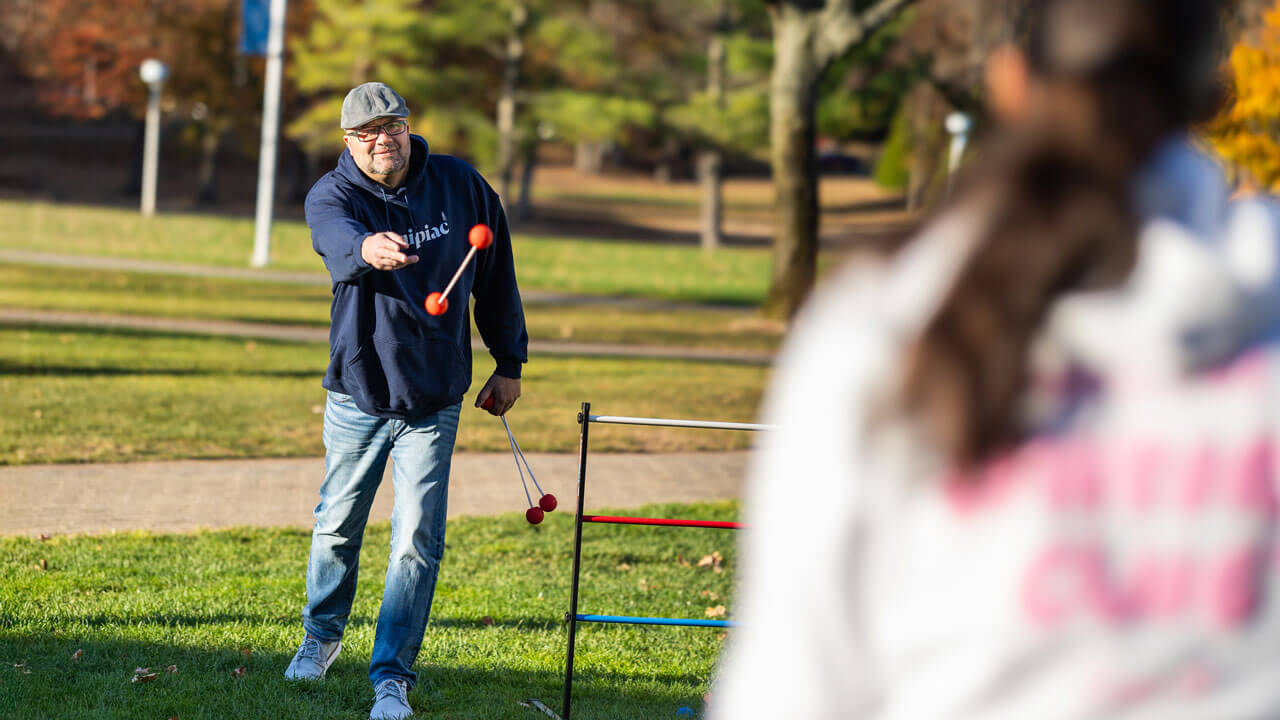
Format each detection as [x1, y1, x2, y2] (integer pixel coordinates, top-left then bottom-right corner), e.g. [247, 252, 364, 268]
[288, 0, 437, 156]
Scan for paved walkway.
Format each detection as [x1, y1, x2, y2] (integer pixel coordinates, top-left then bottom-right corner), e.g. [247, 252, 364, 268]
[0, 451, 750, 537]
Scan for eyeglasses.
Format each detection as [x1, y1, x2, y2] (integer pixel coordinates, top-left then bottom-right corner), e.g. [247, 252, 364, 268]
[345, 119, 408, 142]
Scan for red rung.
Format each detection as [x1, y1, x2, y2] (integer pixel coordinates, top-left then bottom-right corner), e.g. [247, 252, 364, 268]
[580, 515, 744, 530]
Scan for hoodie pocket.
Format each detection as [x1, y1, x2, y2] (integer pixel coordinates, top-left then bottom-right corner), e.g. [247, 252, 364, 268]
[344, 332, 468, 415]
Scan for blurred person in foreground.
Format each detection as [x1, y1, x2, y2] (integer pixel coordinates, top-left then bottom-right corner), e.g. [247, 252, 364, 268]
[712, 1, 1280, 718]
[283, 82, 527, 720]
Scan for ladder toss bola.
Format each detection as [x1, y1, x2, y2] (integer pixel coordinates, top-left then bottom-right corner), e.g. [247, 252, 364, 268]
[483, 396, 558, 524]
[424, 223, 493, 316]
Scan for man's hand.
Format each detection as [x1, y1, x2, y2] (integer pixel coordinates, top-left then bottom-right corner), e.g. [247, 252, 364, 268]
[361, 231, 419, 271]
[476, 374, 521, 416]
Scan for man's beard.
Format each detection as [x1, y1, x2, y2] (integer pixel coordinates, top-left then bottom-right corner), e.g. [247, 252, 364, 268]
[366, 147, 405, 177]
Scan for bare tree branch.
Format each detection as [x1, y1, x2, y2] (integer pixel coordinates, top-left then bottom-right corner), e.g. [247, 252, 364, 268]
[815, 0, 918, 68]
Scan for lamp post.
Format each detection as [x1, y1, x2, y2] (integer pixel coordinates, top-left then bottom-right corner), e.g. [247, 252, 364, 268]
[250, 0, 288, 268]
[944, 111, 972, 198]
[138, 59, 168, 217]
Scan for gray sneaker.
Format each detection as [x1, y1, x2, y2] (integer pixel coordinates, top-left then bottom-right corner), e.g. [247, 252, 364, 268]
[370, 678, 413, 719]
[284, 636, 341, 681]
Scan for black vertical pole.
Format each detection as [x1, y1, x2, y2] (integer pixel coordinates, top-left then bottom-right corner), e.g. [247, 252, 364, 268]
[562, 402, 591, 718]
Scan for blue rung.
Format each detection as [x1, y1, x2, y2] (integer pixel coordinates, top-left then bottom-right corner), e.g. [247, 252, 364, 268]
[575, 614, 735, 628]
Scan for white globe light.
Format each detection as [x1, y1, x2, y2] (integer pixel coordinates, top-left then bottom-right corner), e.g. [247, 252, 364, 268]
[945, 111, 972, 136]
[139, 59, 169, 85]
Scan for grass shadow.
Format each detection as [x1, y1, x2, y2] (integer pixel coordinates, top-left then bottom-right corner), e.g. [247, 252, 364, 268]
[0, 632, 710, 720]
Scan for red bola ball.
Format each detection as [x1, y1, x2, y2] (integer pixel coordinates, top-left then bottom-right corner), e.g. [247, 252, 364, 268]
[425, 292, 448, 316]
[469, 224, 493, 250]
[525, 507, 545, 525]
[538, 493, 557, 512]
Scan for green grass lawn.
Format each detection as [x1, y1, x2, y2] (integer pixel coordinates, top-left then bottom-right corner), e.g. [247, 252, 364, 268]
[0, 199, 772, 305]
[0, 501, 740, 719]
[0, 325, 767, 465]
[0, 263, 784, 353]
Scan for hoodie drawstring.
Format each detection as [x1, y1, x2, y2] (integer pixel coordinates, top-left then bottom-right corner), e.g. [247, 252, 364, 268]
[380, 187, 419, 251]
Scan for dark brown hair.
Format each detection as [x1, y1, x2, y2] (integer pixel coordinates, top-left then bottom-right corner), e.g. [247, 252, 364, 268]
[901, 0, 1228, 468]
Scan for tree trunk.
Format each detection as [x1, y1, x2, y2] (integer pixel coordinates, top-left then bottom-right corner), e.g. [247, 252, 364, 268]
[515, 138, 538, 222]
[699, 9, 728, 252]
[575, 140, 604, 174]
[496, 3, 528, 204]
[654, 133, 679, 183]
[762, 0, 918, 318]
[195, 121, 221, 205]
[698, 149, 724, 251]
[905, 84, 946, 211]
[763, 11, 821, 319]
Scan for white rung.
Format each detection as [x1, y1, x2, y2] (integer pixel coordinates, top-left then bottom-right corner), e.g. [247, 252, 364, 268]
[587, 415, 774, 432]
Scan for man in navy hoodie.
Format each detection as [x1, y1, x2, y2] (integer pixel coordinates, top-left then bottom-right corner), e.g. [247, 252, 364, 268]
[283, 81, 527, 720]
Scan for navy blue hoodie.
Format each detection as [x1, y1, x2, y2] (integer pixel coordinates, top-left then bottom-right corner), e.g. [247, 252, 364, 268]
[306, 134, 527, 421]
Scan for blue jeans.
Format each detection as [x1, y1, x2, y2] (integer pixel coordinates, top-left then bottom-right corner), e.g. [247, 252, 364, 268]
[302, 391, 461, 689]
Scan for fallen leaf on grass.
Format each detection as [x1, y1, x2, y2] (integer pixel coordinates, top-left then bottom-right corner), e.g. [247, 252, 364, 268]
[72, 649, 83, 661]
[616, 563, 632, 571]
[697, 552, 723, 573]
[37, 534, 51, 541]
[699, 590, 720, 601]
[240, 647, 252, 658]
[132, 667, 159, 684]
[481, 616, 495, 626]
[705, 605, 726, 618]
[675, 555, 691, 568]
[13, 663, 30, 675]
[231, 666, 247, 678]
[166, 665, 178, 674]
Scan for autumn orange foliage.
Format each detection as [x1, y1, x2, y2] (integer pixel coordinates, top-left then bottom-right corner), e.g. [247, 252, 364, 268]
[1207, 0, 1280, 191]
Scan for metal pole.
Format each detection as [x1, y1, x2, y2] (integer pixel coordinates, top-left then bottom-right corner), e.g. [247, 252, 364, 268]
[944, 111, 972, 199]
[251, 0, 288, 267]
[562, 401, 591, 719]
[140, 84, 162, 217]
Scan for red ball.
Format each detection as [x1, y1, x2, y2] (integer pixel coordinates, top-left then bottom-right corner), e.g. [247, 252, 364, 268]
[425, 292, 448, 315]
[482, 396, 495, 411]
[538, 493, 557, 512]
[525, 507, 544, 525]
[469, 224, 493, 250]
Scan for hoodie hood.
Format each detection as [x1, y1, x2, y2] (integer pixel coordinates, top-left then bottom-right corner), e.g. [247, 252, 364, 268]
[335, 134, 431, 198]
[1044, 142, 1280, 380]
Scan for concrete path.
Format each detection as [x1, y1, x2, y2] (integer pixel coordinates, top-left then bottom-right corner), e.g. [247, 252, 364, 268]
[0, 452, 750, 537]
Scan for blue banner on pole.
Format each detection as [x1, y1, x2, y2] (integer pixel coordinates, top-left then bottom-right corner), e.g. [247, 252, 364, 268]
[240, 0, 269, 56]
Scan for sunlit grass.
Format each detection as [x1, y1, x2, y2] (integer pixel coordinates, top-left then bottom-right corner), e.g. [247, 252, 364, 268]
[0, 199, 772, 304]
[0, 501, 740, 719]
[0, 262, 784, 352]
[0, 325, 768, 465]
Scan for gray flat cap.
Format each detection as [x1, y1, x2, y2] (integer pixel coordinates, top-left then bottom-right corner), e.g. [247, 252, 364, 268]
[340, 82, 410, 129]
